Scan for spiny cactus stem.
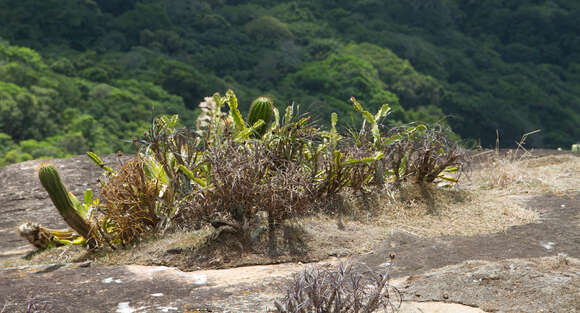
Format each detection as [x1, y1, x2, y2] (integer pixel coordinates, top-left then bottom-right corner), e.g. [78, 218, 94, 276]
[38, 165, 92, 241]
[248, 96, 274, 137]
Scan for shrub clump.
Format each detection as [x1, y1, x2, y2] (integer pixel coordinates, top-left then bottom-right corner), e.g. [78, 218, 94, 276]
[183, 140, 315, 254]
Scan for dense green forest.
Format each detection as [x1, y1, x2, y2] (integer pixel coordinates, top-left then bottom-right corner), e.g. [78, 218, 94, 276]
[1, 0, 579, 164]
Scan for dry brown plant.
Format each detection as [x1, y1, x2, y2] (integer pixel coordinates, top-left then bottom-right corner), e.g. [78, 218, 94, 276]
[182, 141, 316, 254]
[97, 157, 163, 247]
[274, 257, 401, 313]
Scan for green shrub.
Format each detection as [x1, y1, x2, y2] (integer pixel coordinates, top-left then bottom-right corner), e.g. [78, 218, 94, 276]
[50, 58, 76, 76]
[19, 139, 67, 159]
[79, 67, 109, 83]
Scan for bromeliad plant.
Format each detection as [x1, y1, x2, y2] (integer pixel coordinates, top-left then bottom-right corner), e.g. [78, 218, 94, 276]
[97, 157, 165, 247]
[409, 125, 464, 184]
[94, 114, 208, 247]
[350, 96, 391, 148]
[381, 124, 463, 185]
[348, 97, 463, 186]
[382, 124, 427, 184]
[312, 109, 385, 197]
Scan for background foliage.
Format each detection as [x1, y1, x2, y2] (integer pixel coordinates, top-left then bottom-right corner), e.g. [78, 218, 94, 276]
[1, 0, 579, 164]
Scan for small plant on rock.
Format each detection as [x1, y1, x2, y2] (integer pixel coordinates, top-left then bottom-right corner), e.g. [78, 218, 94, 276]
[273, 255, 401, 313]
[409, 125, 464, 184]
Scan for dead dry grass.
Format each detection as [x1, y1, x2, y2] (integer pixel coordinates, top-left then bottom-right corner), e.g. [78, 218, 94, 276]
[392, 152, 579, 233]
[5, 152, 578, 269]
[468, 152, 579, 195]
[298, 183, 536, 258]
[295, 152, 578, 258]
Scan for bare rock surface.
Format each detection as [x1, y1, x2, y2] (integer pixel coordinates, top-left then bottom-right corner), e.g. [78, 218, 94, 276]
[356, 193, 580, 278]
[398, 302, 486, 313]
[1, 256, 577, 312]
[0, 261, 313, 312]
[398, 256, 580, 313]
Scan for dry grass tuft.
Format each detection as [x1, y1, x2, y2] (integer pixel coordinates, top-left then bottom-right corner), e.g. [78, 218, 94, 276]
[468, 152, 579, 195]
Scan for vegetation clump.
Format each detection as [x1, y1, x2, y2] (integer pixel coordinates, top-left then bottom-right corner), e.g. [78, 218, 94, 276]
[19, 90, 465, 258]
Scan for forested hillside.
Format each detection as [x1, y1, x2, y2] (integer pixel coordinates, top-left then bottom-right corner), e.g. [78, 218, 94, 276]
[1, 0, 579, 164]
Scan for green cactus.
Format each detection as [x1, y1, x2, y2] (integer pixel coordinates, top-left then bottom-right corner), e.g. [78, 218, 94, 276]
[248, 96, 274, 137]
[38, 164, 92, 241]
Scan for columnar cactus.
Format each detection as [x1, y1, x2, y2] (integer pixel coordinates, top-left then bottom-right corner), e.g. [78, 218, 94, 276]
[248, 96, 274, 137]
[38, 164, 92, 241]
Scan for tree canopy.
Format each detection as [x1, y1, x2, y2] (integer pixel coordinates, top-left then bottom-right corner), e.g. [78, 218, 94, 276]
[0, 0, 578, 164]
